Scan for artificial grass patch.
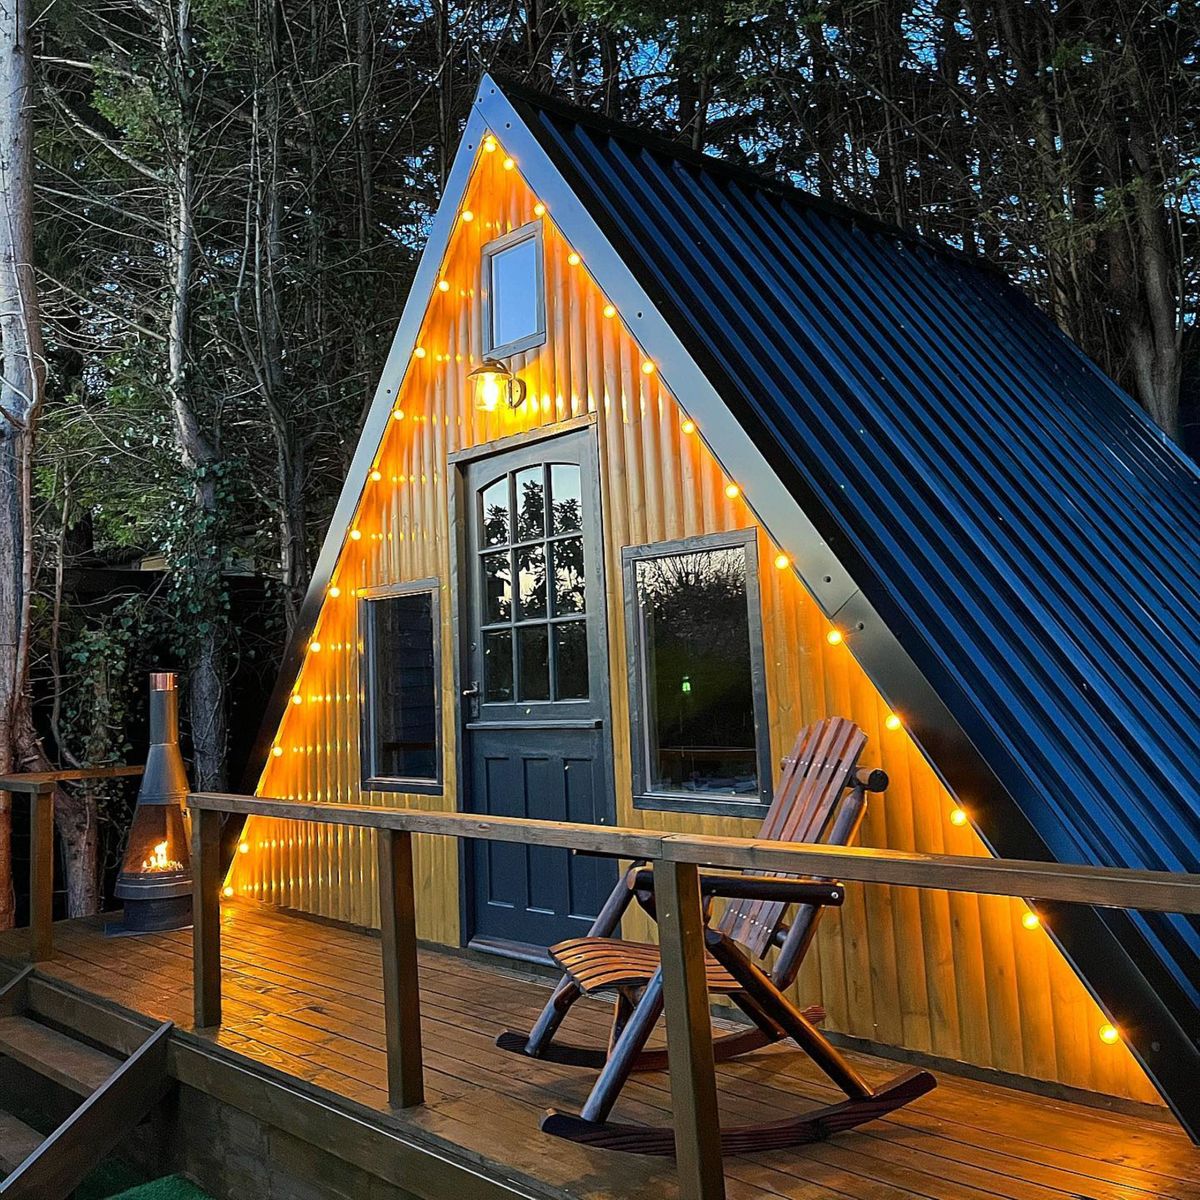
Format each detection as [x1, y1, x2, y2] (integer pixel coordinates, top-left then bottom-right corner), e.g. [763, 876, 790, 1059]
[104, 1176, 212, 1200]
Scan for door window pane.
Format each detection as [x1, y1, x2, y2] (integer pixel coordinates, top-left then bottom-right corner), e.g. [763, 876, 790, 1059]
[481, 478, 510, 546]
[517, 626, 550, 701]
[515, 467, 545, 541]
[554, 621, 588, 700]
[483, 630, 514, 702]
[630, 543, 762, 798]
[363, 590, 439, 784]
[550, 464, 583, 534]
[551, 538, 586, 615]
[517, 543, 547, 618]
[482, 552, 512, 623]
[489, 235, 541, 351]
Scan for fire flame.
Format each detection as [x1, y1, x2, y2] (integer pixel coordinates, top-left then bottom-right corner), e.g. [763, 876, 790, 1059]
[141, 840, 184, 873]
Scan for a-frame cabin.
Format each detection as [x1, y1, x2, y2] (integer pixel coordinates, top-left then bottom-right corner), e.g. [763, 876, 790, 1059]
[226, 75, 1200, 1137]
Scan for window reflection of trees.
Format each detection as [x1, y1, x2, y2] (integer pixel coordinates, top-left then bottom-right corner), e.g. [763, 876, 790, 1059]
[636, 547, 758, 795]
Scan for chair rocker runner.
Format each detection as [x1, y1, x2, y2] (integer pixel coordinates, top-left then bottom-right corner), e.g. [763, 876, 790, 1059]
[496, 717, 937, 1154]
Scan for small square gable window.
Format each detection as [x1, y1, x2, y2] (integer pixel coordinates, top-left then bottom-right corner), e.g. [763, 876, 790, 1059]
[484, 221, 546, 358]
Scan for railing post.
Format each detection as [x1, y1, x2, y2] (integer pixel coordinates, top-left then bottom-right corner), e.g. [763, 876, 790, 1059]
[377, 828, 424, 1107]
[657, 858, 726, 1200]
[191, 805, 222, 1028]
[28, 782, 55, 962]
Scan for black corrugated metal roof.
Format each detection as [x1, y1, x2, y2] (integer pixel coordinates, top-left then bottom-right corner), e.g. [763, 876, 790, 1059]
[501, 80, 1200, 1131]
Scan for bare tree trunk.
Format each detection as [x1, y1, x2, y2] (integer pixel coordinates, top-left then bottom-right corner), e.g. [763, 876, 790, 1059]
[162, 0, 227, 790]
[0, 0, 45, 929]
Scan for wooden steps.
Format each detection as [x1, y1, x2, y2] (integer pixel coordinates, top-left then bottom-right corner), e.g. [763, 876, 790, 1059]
[0, 1015, 120, 1096]
[0, 966, 172, 1199]
[0, 1113, 41, 1175]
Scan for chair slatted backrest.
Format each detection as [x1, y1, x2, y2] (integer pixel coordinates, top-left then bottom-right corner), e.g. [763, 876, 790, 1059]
[715, 717, 868, 959]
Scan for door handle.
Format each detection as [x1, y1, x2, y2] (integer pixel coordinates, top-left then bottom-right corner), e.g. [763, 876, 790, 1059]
[461, 682, 480, 698]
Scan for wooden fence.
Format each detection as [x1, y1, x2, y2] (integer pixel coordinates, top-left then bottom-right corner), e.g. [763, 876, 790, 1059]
[187, 792, 1200, 1200]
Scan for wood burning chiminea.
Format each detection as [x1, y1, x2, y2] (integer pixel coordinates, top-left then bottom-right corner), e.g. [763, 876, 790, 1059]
[114, 672, 193, 932]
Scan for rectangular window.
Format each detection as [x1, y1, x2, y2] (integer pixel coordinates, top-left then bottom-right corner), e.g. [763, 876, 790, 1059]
[623, 530, 772, 817]
[483, 222, 546, 358]
[360, 582, 441, 793]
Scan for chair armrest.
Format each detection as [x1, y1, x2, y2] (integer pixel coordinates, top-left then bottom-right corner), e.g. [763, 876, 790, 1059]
[631, 868, 844, 907]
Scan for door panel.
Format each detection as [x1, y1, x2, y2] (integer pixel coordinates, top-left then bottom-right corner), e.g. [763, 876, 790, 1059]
[461, 429, 616, 952]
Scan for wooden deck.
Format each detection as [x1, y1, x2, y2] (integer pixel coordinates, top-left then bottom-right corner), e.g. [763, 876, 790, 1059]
[1, 899, 1198, 1200]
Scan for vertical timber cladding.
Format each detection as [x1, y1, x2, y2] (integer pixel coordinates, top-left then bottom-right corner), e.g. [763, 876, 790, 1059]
[228, 142, 1158, 1106]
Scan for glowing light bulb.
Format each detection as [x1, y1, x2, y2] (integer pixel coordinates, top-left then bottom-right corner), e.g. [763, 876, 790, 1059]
[309, 641, 321, 653]
[603, 304, 616, 319]
[238, 843, 249, 855]
[370, 469, 382, 482]
[272, 746, 283, 758]
[223, 885, 235, 898]
[503, 157, 515, 171]
[641, 360, 656, 376]
[437, 280, 450, 293]
[950, 807, 969, 827]
[568, 252, 581, 266]
[1021, 910, 1040, 930]
[826, 628, 844, 646]
[533, 202, 546, 217]
[349, 529, 362, 541]
[414, 347, 426, 359]
[1098, 1023, 1120, 1045]
[885, 713, 902, 731]
[461, 209, 474, 222]
[291, 694, 302, 706]
[483, 136, 497, 153]
[392, 409, 405, 420]
[774, 553, 790, 570]
[328, 585, 341, 598]
[681, 419, 696, 435]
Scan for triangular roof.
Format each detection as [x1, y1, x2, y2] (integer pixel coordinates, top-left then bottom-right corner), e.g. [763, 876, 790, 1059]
[251, 75, 1200, 1134]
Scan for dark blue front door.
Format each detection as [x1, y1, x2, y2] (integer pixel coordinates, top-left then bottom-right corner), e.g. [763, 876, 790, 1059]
[460, 428, 617, 953]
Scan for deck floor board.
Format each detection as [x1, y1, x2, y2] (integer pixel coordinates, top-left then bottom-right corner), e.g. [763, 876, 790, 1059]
[1, 899, 1197, 1200]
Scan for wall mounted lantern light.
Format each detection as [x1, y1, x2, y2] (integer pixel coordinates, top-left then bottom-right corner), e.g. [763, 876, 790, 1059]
[469, 359, 527, 412]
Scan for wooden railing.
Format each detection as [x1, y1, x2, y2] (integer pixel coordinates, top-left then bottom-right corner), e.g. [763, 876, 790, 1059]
[0, 766, 145, 962]
[187, 792, 1200, 1200]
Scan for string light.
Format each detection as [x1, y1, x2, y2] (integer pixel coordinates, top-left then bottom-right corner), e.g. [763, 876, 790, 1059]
[885, 713, 903, 731]
[949, 807, 969, 827]
[309, 641, 321, 653]
[567, 252, 581, 266]
[370, 469, 382, 482]
[328, 585, 341, 597]
[681, 418, 696, 435]
[483, 136, 497, 153]
[1021, 910, 1040, 930]
[414, 347, 426, 359]
[238, 843, 249, 855]
[461, 209, 474, 222]
[392, 409, 405, 420]
[437, 280, 450, 292]
[272, 746, 283, 758]
[724, 482, 740, 499]
[533, 202, 546, 217]
[223, 885, 234, 898]
[774, 552, 791, 570]
[826, 628, 843, 646]
[349, 529, 362, 541]
[503, 157, 515, 171]
[603, 304, 616, 319]
[291, 694, 302, 706]
[1098, 1023, 1120, 1045]
[642, 361, 656, 375]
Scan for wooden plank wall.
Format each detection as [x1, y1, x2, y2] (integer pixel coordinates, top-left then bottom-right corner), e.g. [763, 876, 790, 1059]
[229, 145, 1159, 1106]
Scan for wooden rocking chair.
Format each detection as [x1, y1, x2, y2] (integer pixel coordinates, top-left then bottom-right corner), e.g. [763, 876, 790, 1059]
[496, 717, 936, 1154]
